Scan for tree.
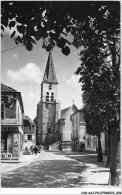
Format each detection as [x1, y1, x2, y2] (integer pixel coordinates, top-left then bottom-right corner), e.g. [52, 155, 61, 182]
[74, 4, 120, 185]
[1, 1, 120, 186]
[44, 134, 59, 146]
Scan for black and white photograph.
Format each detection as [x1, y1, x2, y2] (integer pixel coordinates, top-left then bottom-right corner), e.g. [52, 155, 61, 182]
[1, 1, 121, 194]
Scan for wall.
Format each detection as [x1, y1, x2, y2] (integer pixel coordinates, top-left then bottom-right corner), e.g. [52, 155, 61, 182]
[37, 101, 43, 145]
[85, 133, 106, 154]
[71, 111, 85, 140]
[63, 107, 74, 141]
[101, 132, 106, 154]
[23, 134, 35, 150]
[37, 100, 59, 145]
[23, 122, 36, 150]
[16, 99, 23, 126]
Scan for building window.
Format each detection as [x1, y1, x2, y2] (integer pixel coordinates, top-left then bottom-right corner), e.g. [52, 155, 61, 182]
[1, 103, 5, 119]
[51, 92, 54, 101]
[49, 84, 52, 90]
[18, 107, 19, 123]
[93, 137, 96, 148]
[28, 135, 32, 141]
[76, 117, 78, 124]
[72, 118, 74, 126]
[48, 127, 51, 133]
[46, 92, 49, 101]
[73, 130, 75, 138]
[76, 129, 78, 138]
[87, 138, 90, 147]
[1, 133, 7, 153]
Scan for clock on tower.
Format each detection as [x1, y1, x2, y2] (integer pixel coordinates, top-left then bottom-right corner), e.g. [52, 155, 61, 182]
[47, 103, 52, 109]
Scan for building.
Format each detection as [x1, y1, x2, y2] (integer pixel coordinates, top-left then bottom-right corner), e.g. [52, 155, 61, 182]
[85, 134, 97, 153]
[22, 115, 36, 151]
[85, 133, 106, 154]
[70, 107, 106, 154]
[1, 83, 24, 161]
[36, 52, 61, 147]
[59, 104, 78, 151]
[70, 108, 86, 151]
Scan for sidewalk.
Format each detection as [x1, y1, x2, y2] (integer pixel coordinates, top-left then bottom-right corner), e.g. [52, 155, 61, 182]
[64, 151, 111, 187]
[1, 151, 43, 174]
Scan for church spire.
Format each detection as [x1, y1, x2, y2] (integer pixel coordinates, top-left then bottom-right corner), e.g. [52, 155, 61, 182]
[43, 52, 58, 84]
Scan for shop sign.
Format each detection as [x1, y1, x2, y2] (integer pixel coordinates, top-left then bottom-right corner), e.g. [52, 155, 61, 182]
[7, 153, 12, 159]
[2, 126, 18, 132]
[13, 147, 19, 154]
[13, 154, 19, 158]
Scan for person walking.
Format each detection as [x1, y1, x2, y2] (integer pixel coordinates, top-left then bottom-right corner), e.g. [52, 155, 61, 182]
[33, 146, 38, 155]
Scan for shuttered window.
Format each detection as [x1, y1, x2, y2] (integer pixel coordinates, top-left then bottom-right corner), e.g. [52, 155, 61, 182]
[1, 103, 5, 119]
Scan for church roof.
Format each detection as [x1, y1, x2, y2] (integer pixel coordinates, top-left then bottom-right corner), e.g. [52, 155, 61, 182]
[43, 52, 58, 84]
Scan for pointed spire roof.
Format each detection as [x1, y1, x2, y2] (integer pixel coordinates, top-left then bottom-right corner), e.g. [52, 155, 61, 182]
[43, 52, 58, 84]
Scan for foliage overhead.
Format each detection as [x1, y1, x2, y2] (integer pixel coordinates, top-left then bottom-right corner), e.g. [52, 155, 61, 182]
[1, 1, 120, 55]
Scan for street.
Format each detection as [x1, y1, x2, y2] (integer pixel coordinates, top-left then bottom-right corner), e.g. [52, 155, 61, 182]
[1, 151, 84, 188]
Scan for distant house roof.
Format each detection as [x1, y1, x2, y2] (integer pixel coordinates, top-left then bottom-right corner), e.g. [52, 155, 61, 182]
[1, 83, 24, 113]
[23, 114, 35, 126]
[61, 104, 78, 119]
[70, 108, 84, 117]
[1, 83, 17, 92]
[61, 107, 70, 118]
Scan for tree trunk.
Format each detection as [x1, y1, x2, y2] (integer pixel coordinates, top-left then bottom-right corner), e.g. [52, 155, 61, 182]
[109, 37, 120, 186]
[106, 130, 111, 167]
[97, 133, 103, 162]
[110, 125, 120, 186]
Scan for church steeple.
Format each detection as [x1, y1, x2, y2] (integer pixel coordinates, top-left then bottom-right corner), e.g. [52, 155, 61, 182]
[43, 52, 58, 84]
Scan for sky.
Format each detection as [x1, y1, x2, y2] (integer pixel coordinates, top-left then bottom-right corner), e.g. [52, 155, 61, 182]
[1, 31, 83, 120]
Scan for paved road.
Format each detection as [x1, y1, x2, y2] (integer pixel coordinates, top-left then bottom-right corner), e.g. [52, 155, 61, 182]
[1, 151, 84, 188]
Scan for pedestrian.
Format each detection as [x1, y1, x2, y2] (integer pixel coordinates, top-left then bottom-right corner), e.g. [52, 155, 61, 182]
[33, 146, 38, 155]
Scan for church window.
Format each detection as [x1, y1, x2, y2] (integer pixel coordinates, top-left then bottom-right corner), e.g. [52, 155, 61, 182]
[49, 84, 52, 90]
[46, 92, 49, 101]
[51, 92, 54, 101]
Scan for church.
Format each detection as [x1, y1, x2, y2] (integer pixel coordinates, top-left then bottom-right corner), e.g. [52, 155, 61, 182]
[35, 51, 78, 150]
[36, 52, 61, 148]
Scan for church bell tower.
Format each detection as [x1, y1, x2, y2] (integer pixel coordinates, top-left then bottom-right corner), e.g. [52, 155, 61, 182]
[36, 52, 61, 146]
